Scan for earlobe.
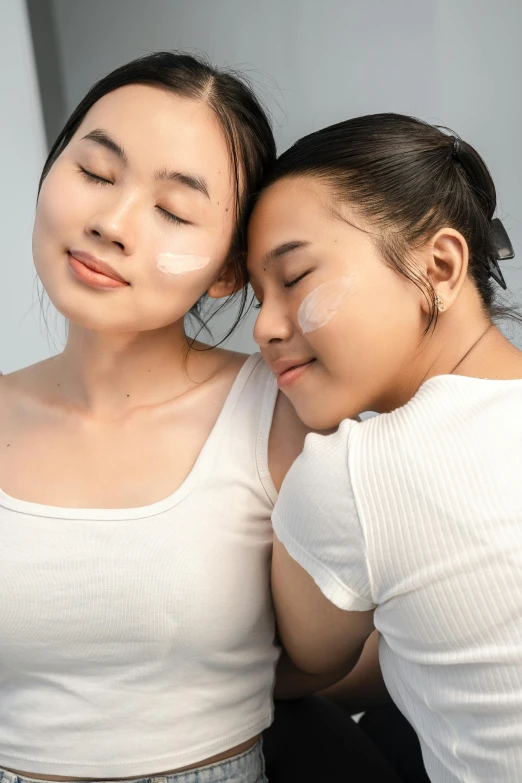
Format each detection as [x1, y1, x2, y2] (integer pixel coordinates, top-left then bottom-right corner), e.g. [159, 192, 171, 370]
[206, 258, 243, 300]
[422, 228, 468, 314]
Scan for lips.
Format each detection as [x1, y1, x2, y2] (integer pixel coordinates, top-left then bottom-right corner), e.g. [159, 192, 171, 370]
[68, 250, 129, 285]
[270, 357, 316, 388]
[271, 357, 314, 375]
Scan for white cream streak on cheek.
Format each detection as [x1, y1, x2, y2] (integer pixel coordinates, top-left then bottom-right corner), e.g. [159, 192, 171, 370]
[156, 253, 211, 275]
[297, 275, 357, 334]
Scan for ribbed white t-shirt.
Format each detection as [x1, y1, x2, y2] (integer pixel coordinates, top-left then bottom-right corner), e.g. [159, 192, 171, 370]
[0, 354, 279, 778]
[273, 375, 522, 783]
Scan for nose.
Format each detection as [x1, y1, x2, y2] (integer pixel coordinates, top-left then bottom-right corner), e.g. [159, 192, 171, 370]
[253, 298, 293, 348]
[85, 193, 137, 254]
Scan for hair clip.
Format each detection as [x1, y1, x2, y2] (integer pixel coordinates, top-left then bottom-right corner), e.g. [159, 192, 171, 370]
[452, 137, 461, 160]
[489, 218, 514, 290]
[451, 137, 512, 290]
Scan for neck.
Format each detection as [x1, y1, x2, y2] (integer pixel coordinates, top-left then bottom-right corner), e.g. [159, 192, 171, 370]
[382, 287, 522, 412]
[419, 303, 522, 384]
[50, 320, 209, 414]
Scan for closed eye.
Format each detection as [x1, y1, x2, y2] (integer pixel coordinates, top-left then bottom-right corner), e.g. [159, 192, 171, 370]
[157, 207, 191, 226]
[79, 166, 112, 186]
[284, 270, 311, 288]
[78, 168, 190, 226]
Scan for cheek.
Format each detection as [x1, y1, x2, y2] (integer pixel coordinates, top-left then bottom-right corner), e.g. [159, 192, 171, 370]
[36, 164, 88, 236]
[33, 182, 64, 279]
[33, 178, 63, 250]
[301, 279, 421, 372]
[152, 211, 233, 285]
[32, 166, 92, 274]
[150, 242, 220, 296]
[297, 276, 357, 334]
[156, 253, 211, 275]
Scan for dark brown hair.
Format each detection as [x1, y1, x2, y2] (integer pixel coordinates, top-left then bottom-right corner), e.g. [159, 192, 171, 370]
[263, 113, 518, 330]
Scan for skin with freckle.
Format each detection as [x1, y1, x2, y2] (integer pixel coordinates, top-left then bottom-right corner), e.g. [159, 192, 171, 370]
[247, 175, 522, 430]
[247, 177, 421, 427]
[32, 85, 236, 333]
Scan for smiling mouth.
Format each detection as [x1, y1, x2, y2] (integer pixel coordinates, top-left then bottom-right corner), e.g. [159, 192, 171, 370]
[67, 251, 130, 289]
[276, 359, 316, 388]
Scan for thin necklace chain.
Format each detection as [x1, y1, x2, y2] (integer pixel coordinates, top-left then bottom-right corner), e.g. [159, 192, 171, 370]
[449, 324, 494, 377]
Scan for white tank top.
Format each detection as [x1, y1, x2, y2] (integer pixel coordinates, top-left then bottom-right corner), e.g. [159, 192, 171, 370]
[0, 354, 279, 778]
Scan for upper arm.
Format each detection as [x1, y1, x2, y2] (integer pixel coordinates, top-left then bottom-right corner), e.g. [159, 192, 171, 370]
[270, 421, 376, 676]
[267, 391, 360, 493]
[318, 630, 391, 713]
[267, 391, 311, 492]
[272, 534, 374, 676]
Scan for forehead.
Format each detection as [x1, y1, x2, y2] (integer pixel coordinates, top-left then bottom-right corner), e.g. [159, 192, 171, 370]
[252, 176, 331, 228]
[248, 176, 339, 266]
[74, 84, 234, 197]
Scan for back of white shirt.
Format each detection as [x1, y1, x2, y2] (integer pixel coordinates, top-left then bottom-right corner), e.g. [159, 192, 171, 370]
[273, 375, 522, 783]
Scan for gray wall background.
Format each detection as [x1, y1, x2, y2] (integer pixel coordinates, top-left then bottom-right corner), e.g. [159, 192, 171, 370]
[18, 0, 522, 359]
[0, 0, 48, 373]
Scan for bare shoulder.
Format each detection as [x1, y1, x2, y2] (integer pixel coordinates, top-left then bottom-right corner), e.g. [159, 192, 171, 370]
[0, 358, 58, 411]
[217, 348, 250, 374]
[0, 367, 25, 432]
[268, 391, 312, 493]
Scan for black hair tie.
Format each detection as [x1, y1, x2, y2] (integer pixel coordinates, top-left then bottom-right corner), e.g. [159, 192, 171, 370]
[452, 136, 461, 160]
[451, 136, 513, 290]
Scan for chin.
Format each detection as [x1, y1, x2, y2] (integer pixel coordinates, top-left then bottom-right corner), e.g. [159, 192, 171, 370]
[287, 384, 362, 430]
[289, 399, 342, 431]
[46, 290, 185, 335]
[42, 289, 133, 333]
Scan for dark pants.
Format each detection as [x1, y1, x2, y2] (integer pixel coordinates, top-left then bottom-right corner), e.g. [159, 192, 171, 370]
[263, 698, 430, 782]
[358, 704, 431, 783]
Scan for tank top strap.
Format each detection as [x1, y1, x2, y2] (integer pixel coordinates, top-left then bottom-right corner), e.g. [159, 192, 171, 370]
[198, 352, 278, 505]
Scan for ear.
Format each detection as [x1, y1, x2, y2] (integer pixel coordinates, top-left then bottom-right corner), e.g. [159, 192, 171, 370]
[420, 228, 469, 315]
[206, 255, 245, 299]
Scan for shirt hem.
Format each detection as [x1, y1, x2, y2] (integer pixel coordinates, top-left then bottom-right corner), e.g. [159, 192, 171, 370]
[273, 513, 375, 612]
[0, 712, 273, 779]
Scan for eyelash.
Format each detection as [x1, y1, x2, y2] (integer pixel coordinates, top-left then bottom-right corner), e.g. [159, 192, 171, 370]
[253, 270, 311, 310]
[156, 207, 190, 226]
[79, 166, 112, 186]
[284, 270, 310, 288]
[284, 269, 310, 288]
[78, 167, 190, 226]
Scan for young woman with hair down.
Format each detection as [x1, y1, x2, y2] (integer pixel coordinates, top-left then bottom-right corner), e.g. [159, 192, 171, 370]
[0, 51, 312, 783]
[1, 51, 411, 783]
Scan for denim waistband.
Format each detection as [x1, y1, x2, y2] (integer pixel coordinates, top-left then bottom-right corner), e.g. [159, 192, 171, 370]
[0, 742, 265, 783]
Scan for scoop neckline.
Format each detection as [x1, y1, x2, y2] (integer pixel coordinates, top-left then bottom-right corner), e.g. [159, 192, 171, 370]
[0, 353, 261, 521]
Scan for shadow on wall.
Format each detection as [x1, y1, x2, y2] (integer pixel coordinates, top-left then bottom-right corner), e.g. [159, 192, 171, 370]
[26, 0, 67, 148]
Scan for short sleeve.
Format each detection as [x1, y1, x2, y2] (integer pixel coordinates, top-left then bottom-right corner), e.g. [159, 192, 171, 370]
[272, 419, 375, 612]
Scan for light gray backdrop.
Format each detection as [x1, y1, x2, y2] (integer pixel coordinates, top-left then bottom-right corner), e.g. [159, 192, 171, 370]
[1, 0, 48, 373]
[3, 0, 522, 371]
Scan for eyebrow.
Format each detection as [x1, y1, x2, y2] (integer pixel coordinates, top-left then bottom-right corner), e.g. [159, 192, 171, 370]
[82, 128, 210, 201]
[82, 129, 128, 164]
[261, 240, 311, 267]
[155, 168, 210, 201]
